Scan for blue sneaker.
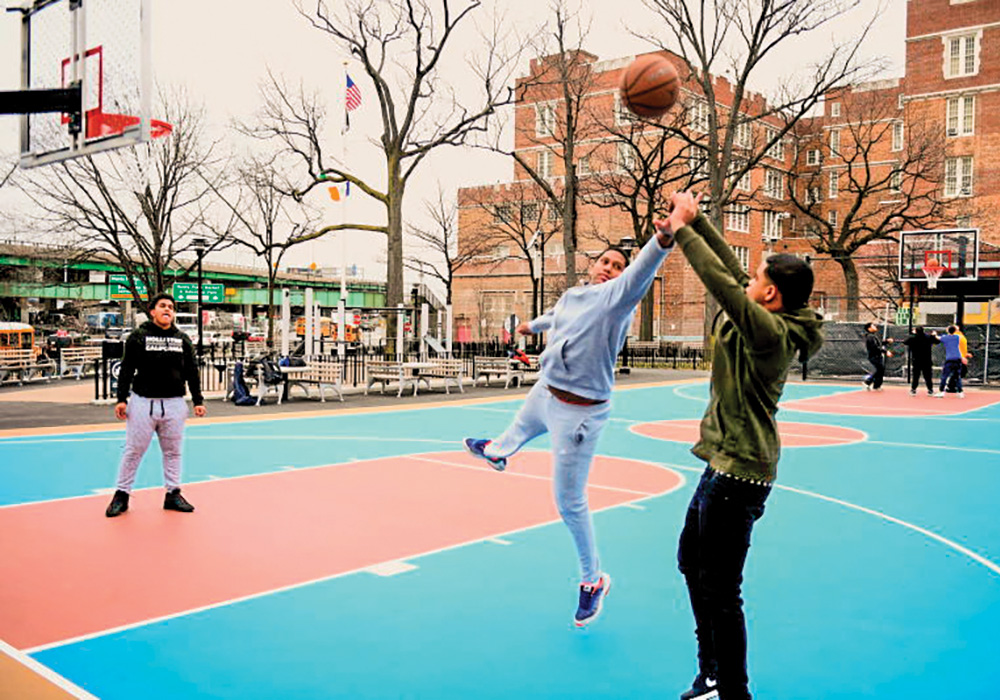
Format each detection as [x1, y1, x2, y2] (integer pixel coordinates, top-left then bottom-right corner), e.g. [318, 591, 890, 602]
[463, 438, 507, 471]
[574, 573, 611, 627]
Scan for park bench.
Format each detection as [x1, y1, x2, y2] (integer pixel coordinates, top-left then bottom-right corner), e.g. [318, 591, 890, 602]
[289, 356, 344, 402]
[59, 345, 104, 379]
[417, 358, 465, 395]
[474, 355, 539, 389]
[0, 348, 56, 385]
[364, 359, 413, 397]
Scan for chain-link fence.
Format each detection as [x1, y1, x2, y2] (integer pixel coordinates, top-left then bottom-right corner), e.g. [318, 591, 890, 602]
[807, 321, 1000, 385]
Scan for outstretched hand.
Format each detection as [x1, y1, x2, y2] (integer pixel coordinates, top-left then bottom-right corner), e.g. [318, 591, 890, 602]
[653, 191, 704, 246]
[516, 322, 534, 336]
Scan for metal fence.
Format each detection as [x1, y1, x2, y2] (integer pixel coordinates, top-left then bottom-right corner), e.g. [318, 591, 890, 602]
[90, 338, 710, 402]
[806, 322, 999, 385]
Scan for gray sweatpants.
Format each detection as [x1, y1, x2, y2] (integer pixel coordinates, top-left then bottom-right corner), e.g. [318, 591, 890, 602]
[115, 394, 189, 492]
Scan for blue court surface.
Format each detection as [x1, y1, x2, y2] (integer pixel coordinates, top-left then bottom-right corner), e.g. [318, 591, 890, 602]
[1, 379, 998, 699]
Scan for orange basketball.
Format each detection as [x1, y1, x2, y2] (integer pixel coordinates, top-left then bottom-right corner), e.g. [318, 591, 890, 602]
[620, 54, 680, 119]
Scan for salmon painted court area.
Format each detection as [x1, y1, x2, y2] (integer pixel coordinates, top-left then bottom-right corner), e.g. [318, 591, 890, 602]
[1, 379, 1000, 699]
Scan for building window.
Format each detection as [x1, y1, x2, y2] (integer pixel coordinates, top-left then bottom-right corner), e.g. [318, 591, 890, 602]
[493, 245, 510, 259]
[945, 156, 974, 197]
[806, 149, 821, 166]
[734, 120, 752, 149]
[889, 169, 902, 192]
[829, 129, 840, 155]
[765, 126, 784, 160]
[538, 150, 553, 179]
[891, 122, 904, 151]
[689, 98, 710, 133]
[944, 32, 980, 78]
[763, 211, 783, 240]
[946, 95, 975, 136]
[688, 147, 709, 179]
[576, 155, 591, 176]
[898, 94, 905, 109]
[547, 204, 560, 221]
[494, 204, 512, 223]
[521, 203, 539, 223]
[614, 94, 637, 126]
[726, 204, 750, 233]
[764, 168, 784, 199]
[828, 171, 839, 199]
[828, 210, 838, 227]
[806, 186, 821, 204]
[956, 215, 972, 228]
[535, 103, 556, 137]
[617, 142, 635, 172]
[830, 101, 841, 118]
[733, 245, 750, 271]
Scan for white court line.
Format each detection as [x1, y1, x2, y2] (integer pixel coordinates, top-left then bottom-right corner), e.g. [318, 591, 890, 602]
[487, 537, 512, 545]
[407, 454, 660, 498]
[0, 637, 98, 699]
[26, 456, 684, 654]
[364, 561, 418, 577]
[661, 461, 1000, 578]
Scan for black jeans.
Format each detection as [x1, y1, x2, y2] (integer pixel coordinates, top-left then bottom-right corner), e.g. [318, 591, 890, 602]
[911, 359, 933, 393]
[678, 467, 771, 700]
[865, 358, 885, 388]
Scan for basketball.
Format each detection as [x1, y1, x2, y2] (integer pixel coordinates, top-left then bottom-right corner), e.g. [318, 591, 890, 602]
[620, 54, 680, 119]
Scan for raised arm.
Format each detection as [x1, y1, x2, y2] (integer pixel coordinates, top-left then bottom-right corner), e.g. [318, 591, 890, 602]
[604, 230, 674, 312]
[658, 193, 782, 349]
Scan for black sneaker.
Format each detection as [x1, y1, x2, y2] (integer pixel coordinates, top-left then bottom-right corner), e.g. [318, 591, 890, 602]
[574, 573, 611, 628]
[163, 488, 195, 513]
[680, 672, 719, 700]
[105, 489, 130, 518]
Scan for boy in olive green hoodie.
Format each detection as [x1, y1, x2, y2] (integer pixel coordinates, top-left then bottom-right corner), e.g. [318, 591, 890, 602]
[656, 192, 824, 700]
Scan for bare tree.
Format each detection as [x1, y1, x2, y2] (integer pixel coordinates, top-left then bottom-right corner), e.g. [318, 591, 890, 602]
[581, 105, 694, 339]
[465, 181, 560, 320]
[206, 152, 319, 347]
[637, 0, 888, 335]
[404, 187, 495, 306]
[15, 99, 227, 307]
[251, 0, 522, 324]
[496, 2, 603, 289]
[787, 87, 958, 320]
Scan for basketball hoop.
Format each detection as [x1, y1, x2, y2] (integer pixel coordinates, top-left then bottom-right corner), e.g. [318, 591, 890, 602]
[922, 262, 945, 290]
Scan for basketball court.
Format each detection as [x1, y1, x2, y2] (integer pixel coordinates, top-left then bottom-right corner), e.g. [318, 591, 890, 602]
[2, 378, 999, 699]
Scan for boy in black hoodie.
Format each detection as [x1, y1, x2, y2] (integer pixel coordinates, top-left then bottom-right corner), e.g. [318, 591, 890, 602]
[105, 293, 206, 517]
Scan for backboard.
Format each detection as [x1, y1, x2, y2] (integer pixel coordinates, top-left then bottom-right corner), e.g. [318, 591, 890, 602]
[898, 229, 979, 283]
[14, 0, 151, 168]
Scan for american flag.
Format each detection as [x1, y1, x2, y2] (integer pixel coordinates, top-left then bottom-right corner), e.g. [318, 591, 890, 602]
[345, 75, 362, 112]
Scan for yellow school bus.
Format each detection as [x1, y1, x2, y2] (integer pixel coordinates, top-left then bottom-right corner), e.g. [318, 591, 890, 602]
[0, 322, 41, 357]
[293, 317, 358, 342]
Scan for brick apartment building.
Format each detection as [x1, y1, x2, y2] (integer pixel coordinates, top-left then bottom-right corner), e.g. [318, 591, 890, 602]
[452, 0, 1000, 344]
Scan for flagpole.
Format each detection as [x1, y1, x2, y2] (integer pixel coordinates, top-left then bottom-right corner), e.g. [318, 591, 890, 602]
[338, 59, 348, 357]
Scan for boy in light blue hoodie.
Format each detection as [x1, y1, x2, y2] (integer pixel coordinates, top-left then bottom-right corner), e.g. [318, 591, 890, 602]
[464, 221, 677, 627]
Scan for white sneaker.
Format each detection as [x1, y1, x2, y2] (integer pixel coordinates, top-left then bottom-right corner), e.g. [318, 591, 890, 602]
[932, 392, 945, 398]
[958, 391, 965, 398]
[909, 389, 916, 396]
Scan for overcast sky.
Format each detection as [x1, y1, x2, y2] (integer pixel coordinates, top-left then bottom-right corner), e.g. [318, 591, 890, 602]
[0, 0, 906, 287]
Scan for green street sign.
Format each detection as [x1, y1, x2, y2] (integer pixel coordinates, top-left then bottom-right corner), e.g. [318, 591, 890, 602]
[894, 306, 911, 325]
[108, 274, 148, 300]
[172, 282, 225, 304]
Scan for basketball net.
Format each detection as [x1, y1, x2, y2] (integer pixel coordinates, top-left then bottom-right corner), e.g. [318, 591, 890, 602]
[922, 261, 945, 290]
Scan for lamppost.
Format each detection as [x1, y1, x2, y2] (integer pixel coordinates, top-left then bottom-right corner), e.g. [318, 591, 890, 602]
[618, 236, 637, 375]
[192, 237, 207, 358]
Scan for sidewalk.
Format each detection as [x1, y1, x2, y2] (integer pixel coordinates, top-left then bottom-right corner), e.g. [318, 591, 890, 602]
[0, 368, 709, 433]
